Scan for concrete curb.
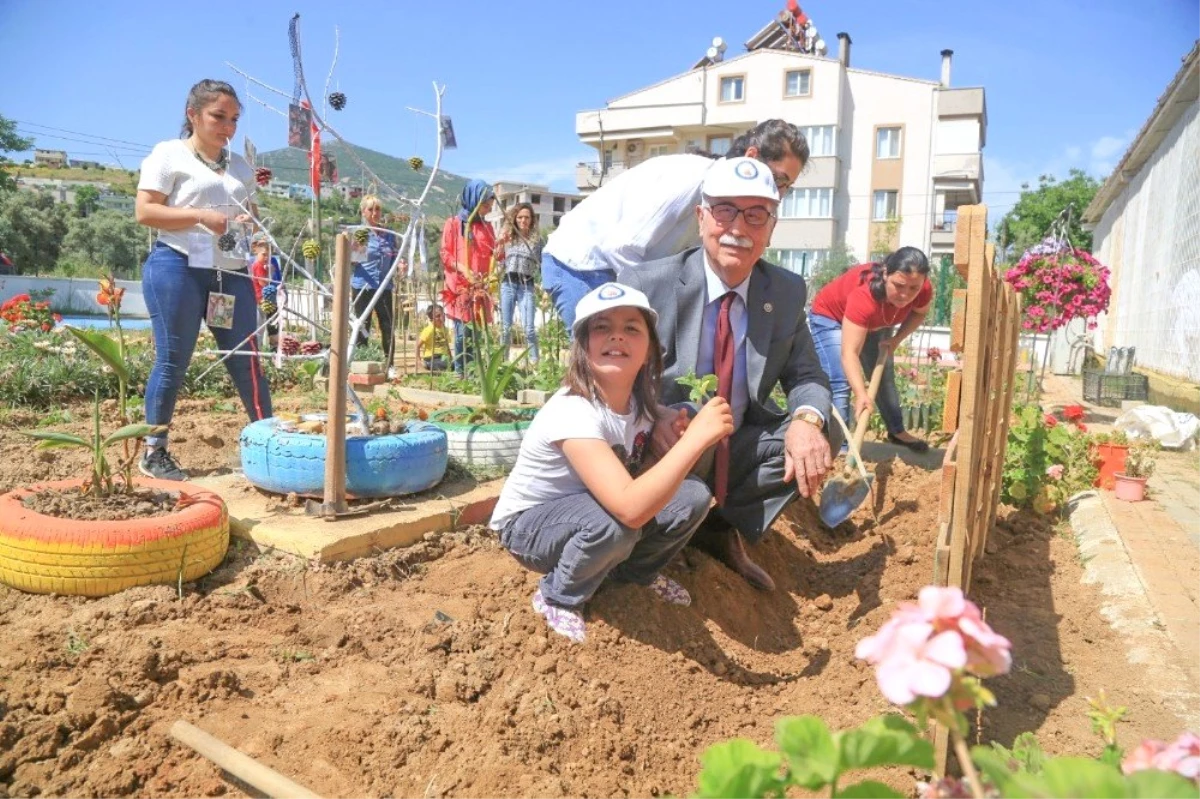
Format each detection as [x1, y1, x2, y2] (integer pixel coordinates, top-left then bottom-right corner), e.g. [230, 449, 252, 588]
[1068, 491, 1200, 730]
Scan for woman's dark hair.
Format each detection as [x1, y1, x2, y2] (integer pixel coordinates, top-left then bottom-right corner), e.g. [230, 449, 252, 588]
[729, 119, 810, 170]
[180, 80, 241, 137]
[564, 309, 663, 425]
[867, 246, 930, 302]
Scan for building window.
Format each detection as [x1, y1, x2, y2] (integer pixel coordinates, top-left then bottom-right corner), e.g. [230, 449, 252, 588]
[708, 136, 732, 156]
[872, 190, 899, 220]
[801, 125, 836, 158]
[780, 187, 833, 219]
[647, 143, 673, 158]
[530, 193, 542, 204]
[553, 214, 562, 227]
[784, 69, 811, 97]
[553, 197, 565, 212]
[571, 198, 582, 209]
[719, 75, 745, 103]
[876, 127, 902, 159]
[771, 249, 828, 277]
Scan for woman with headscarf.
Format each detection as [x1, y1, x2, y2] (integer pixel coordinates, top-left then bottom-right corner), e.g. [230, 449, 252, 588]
[440, 179, 497, 376]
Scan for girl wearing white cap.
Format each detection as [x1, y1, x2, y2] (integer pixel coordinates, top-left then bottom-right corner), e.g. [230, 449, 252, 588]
[489, 283, 734, 642]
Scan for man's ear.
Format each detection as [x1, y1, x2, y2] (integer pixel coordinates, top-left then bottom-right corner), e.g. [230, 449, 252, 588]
[744, 145, 760, 159]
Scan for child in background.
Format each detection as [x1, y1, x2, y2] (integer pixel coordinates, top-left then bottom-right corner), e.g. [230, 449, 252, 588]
[417, 304, 452, 372]
[489, 283, 734, 642]
[248, 237, 281, 348]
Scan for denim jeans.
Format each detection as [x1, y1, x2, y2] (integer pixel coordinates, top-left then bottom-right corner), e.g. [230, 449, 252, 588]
[142, 243, 272, 442]
[808, 314, 905, 439]
[498, 476, 711, 609]
[453, 320, 474, 376]
[540, 252, 614, 333]
[500, 278, 539, 364]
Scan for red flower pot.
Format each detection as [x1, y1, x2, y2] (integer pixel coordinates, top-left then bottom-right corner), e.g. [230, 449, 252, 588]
[1094, 443, 1129, 490]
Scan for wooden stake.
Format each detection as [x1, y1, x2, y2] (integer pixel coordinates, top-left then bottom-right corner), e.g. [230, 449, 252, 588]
[322, 233, 351, 519]
[170, 720, 323, 799]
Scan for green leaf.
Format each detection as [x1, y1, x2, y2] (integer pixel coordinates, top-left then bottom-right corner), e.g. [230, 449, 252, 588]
[1007, 757, 1126, 798]
[1125, 768, 1200, 798]
[695, 739, 785, 799]
[67, 326, 129, 384]
[971, 745, 1024, 796]
[18, 429, 91, 449]
[835, 780, 904, 798]
[775, 716, 838, 789]
[838, 714, 935, 771]
[103, 424, 167, 446]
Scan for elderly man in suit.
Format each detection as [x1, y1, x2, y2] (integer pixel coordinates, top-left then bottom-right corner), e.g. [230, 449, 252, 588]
[619, 156, 841, 591]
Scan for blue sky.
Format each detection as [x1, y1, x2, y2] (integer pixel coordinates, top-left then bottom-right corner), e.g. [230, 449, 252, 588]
[2, 0, 1196, 218]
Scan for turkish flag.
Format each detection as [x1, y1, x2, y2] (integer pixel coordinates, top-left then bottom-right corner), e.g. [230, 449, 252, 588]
[303, 100, 321, 196]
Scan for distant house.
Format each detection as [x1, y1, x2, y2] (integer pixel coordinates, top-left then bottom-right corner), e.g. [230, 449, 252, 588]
[1083, 43, 1199, 408]
[490, 182, 584, 230]
[68, 159, 105, 170]
[34, 149, 68, 168]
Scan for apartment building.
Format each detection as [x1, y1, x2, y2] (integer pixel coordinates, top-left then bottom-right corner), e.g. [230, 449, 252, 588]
[490, 182, 586, 230]
[574, 22, 985, 276]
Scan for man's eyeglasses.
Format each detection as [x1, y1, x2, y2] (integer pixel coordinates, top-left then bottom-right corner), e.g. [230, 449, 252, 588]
[703, 202, 776, 227]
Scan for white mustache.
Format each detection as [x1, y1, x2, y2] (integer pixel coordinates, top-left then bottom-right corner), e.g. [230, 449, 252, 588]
[719, 234, 753, 248]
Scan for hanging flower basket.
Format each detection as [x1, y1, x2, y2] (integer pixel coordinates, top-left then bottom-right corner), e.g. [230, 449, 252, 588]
[1004, 238, 1112, 333]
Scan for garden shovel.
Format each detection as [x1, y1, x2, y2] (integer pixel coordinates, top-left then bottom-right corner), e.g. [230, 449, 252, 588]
[818, 353, 887, 529]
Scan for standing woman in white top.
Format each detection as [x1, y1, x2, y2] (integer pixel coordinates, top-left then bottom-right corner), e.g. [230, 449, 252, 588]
[134, 80, 273, 481]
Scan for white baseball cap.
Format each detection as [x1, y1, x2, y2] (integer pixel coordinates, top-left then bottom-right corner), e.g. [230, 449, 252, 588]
[701, 156, 780, 203]
[573, 283, 658, 334]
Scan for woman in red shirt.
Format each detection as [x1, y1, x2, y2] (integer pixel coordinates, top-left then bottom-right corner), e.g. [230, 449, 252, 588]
[809, 247, 932, 452]
[440, 179, 497, 376]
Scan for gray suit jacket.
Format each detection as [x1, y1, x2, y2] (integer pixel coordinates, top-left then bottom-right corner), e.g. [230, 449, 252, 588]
[620, 247, 832, 427]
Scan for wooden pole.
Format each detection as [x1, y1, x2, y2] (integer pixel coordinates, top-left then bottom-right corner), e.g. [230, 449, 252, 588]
[322, 232, 351, 519]
[170, 720, 323, 799]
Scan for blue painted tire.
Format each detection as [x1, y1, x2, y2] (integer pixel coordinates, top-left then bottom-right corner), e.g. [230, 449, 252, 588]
[239, 418, 448, 498]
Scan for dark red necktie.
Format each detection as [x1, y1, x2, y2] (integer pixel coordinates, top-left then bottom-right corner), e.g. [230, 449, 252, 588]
[714, 291, 736, 506]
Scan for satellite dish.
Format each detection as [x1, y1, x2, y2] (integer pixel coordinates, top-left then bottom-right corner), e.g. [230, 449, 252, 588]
[808, 26, 818, 39]
[712, 36, 727, 53]
[816, 38, 827, 53]
[706, 46, 720, 61]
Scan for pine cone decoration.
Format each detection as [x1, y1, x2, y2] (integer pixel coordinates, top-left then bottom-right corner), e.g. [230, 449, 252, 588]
[302, 239, 321, 260]
[261, 284, 278, 302]
[408, 156, 424, 171]
[255, 166, 273, 187]
[328, 92, 347, 111]
[300, 340, 323, 355]
[354, 227, 371, 245]
[281, 334, 301, 355]
[259, 299, 277, 317]
[217, 232, 237, 252]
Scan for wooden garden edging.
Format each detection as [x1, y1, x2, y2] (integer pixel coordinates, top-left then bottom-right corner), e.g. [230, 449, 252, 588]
[931, 204, 1022, 774]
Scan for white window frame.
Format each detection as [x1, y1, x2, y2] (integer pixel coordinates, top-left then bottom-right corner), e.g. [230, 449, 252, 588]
[876, 127, 902, 159]
[780, 187, 833, 219]
[872, 190, 899, 221]
[801, 125, 836, 158]
[647, 143, 673, 158]
[708, 136, 732, 156]
[784, 69, 811, 98]
[772, 248, 828, 277]
[719, 75, 745, 103]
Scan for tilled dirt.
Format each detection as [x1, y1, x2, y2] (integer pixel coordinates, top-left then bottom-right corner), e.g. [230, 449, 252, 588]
[0, 444, 1185, 799]
[21, 486, 180, 522]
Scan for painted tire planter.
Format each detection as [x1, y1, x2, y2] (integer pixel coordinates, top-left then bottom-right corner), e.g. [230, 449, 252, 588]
[429, 407, 536, 469]
[0, 479, 229, 597]
[239, 417, 448, 498]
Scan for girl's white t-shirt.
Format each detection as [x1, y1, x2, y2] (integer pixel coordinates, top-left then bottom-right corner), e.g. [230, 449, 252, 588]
[137, 139, 257, 260]
[489, 389, 654, 530]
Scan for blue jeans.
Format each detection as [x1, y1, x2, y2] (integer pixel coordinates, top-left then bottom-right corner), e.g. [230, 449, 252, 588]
[808, 314, 905, 440]
[498, 476, 711, 609]
[540, 252, 614, 333]
[500, 278, 539, 364]
[143, 243, 272, 442]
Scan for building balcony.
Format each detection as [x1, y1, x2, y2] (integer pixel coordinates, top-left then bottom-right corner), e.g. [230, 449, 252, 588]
[576, 160, 645, 192]
[794, 156, 840, 190]
[770, 218, 837, 250]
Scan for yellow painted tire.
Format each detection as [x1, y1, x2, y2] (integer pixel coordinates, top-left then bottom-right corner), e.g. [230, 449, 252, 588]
[0, 479, 229, 597]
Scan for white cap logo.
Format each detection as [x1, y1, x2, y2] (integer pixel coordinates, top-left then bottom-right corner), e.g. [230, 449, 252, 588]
[735, 161, 759, 180]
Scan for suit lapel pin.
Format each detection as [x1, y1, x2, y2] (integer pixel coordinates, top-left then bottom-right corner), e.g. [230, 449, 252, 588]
[764, 302, 773, 313]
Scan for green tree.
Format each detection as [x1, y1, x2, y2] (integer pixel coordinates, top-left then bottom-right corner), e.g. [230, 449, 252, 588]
[0, 190, 69, 273]
[804, 242, 857, 306]
[998, 169, 1101, 256]
[60, 209, 148, 278]
[74, 184, 101, 218]
[0, 114, 34, 193]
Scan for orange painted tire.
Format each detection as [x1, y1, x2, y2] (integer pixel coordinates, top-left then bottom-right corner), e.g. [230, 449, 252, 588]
[0, 479, 229, 597]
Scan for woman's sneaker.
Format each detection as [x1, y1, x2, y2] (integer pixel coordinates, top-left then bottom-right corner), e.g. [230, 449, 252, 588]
[139, 448, 188, 481]
[531, 589, 586, 643]
[648, 574, 692, 606]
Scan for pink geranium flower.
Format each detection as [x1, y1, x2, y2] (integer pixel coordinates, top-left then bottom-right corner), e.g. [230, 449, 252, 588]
[1046, 464, 1064, 480]
[1123, 732, 1200, 781]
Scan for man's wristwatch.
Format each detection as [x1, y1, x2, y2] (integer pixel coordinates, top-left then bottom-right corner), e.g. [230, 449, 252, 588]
[792, 410, 824, 430]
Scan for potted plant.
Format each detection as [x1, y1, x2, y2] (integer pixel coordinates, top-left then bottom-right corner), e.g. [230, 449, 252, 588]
[1004, 238, 1112, 335]
[0, 277, 229, 597]
[1091, 429, 1130, 490]
[1114, 440, 1157, 502]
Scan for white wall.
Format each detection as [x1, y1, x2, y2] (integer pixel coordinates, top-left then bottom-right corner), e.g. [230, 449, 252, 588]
[935, 118, 981, 153]
[0, 276, 148, 317]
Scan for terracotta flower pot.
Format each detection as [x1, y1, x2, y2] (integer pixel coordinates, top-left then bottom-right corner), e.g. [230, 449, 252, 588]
[1094, 443, 1129, 490]
[1113, 472, 1147, 502]
[0, 478, 229, 597]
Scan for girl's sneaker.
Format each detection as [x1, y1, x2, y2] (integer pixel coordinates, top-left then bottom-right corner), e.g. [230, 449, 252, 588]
[531, 590, 586, 643]
[649, 574, 691, 606]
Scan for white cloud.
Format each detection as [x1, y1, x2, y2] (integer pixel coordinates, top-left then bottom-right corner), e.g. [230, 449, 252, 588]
[473, 155, 586, 193]
[1090, 135, 1126, 161]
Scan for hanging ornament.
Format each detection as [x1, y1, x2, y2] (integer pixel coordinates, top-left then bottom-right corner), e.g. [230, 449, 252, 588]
[328, 92, 347, 111]
[302, 239, 321, 260]
[255, 166, 273, 187]
[217, 232, 237, 252]
[260, 299, 278, 317]
[408, 156, 424, 171]
[354, 227, 371, 245]
[280, 334, 301, 355]
[300, 340, 323, 355]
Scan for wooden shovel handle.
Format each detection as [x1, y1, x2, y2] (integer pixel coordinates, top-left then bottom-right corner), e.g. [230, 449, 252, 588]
[849, 352, 888, 457]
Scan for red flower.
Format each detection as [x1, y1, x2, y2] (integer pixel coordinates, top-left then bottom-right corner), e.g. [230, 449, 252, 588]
[1063, 404, 1085, 422]
[1076, 422, 1088, 432]
[928, 346, 943, 362]
[1044, 414, 1058, 428]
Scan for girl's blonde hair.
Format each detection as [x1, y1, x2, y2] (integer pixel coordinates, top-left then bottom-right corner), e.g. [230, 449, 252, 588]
[359, 194, 382, 216]
[563, 308, 662, 424]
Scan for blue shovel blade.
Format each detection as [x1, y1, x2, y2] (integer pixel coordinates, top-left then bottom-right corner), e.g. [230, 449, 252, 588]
[819, 473, 874, 529]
